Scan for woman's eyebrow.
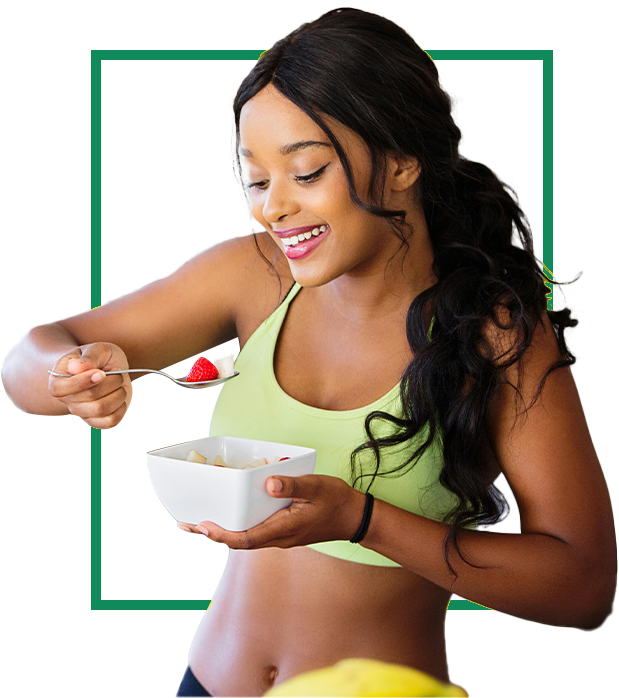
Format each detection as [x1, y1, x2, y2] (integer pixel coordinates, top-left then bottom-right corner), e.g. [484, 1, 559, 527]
[240, 140, 333, 158]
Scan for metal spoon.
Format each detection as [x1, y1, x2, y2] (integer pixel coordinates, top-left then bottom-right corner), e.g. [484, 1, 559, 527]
[48, 368, 239, 389]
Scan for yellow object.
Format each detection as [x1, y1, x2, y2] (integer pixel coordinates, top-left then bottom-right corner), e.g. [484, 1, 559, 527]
[264, 658, 468, 697]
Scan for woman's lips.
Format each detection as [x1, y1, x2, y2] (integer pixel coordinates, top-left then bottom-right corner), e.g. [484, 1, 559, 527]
[282, 226, 330, 260]
[274, 224, 324, 238]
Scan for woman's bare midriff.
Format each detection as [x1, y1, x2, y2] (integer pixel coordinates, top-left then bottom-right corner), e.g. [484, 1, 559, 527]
[188, 546, 451, 696]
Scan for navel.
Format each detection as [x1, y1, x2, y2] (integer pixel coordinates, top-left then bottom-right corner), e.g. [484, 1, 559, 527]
[263, 664, 279, 688]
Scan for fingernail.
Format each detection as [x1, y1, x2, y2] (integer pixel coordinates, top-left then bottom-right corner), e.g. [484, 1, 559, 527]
[270, 478, 283, 493]
[177, 524, 192, 532]
[91, 372, 104, 383]
[197, 525, 210, 536]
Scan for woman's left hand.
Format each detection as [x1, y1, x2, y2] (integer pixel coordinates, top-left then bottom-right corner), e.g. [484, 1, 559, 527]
[177, 474, 367, 549]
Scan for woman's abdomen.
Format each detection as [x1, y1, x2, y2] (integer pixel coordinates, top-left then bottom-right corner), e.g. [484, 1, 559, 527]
[188, 546, 451, 697]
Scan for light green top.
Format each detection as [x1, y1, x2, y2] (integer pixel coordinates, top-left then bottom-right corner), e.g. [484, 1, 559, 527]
[210, 282, 460, 567]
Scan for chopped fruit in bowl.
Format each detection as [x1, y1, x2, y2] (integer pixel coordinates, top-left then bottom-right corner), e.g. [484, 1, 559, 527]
[184, 449, 290, 469]
[186, 449, 208, 464]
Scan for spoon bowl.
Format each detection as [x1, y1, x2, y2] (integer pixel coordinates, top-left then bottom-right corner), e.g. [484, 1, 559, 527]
[48, 368, 239, 389]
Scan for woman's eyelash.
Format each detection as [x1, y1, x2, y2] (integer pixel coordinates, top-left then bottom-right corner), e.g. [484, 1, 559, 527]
[296, 164, 328, 182]
[247, 164, 329, 190]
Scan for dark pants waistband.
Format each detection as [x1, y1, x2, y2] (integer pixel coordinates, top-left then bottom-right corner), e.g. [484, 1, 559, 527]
[177, 666, 212, 697]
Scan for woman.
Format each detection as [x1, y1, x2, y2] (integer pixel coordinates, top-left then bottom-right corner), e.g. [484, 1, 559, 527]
[2, 8, 615, 697]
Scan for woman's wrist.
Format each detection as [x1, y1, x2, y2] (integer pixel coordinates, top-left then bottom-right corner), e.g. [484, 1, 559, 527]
[357, 496, 385, 551]
[347, 490, 374, 543]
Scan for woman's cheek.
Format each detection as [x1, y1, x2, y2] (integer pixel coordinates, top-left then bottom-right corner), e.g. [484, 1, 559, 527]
[249, 193, 267, 226]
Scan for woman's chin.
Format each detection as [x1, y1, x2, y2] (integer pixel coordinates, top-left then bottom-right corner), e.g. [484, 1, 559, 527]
[287, 264, 337, 288]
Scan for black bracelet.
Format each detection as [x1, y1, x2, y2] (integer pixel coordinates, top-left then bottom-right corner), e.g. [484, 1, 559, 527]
[350, 493, 374, 544]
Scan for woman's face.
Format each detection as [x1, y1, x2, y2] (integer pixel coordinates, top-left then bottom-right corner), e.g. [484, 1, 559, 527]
[238, 84, 416, 288]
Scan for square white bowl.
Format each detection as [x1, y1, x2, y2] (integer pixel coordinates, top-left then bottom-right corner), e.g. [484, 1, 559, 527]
[147, 436, 317, 530]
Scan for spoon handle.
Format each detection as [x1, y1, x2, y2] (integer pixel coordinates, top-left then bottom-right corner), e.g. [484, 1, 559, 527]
[48, 368, 167, 378]
[48, 368, 238, 389]
[99, 369, 162, 376]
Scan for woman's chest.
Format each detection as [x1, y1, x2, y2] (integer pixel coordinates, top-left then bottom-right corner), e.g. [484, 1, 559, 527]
[273, 334, 408, 412]
[272, 292, 413, 412]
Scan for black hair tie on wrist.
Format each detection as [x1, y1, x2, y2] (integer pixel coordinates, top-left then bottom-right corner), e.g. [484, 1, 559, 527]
[350, 493, 374, 544]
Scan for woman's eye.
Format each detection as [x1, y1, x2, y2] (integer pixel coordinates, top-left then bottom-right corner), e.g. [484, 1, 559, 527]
[246, 164, 329, 191]
[295, 164, 329, 184]
[247, 180, 268, 190]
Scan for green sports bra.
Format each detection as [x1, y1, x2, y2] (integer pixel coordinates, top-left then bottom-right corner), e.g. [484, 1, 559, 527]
[209, 282, 460, 567]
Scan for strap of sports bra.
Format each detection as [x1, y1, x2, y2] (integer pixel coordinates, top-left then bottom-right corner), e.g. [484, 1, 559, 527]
[277, 281, 299, 307]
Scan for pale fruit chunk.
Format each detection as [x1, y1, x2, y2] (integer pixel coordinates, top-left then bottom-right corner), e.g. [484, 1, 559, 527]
[213, 354, 235, 378]
[185, 451, 287, 469]
[243, 457, 268, 469]
[186, 449, 207, 464]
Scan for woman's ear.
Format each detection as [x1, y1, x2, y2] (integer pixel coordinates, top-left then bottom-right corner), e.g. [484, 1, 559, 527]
[387, 155, 421, 192]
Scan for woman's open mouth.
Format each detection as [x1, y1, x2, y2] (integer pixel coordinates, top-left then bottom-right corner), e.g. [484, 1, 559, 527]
[281, 225, 330, 260]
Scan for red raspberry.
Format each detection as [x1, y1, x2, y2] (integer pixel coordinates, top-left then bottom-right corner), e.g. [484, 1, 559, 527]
[186, 357, 219, 382]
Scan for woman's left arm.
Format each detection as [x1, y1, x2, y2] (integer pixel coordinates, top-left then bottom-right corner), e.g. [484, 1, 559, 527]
[358, 314, 616, 629]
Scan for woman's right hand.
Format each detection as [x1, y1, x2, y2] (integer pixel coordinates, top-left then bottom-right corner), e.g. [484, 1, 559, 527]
[48, 342, 133, 428]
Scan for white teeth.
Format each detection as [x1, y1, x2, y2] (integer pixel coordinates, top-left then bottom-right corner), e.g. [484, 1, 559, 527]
[282, 226, 328, 247]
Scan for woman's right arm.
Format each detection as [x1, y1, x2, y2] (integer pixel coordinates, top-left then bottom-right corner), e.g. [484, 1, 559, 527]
[2, 233, 284, 425]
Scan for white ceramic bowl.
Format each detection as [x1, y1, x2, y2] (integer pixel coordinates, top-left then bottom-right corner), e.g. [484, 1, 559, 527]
[147, 436, 317, 530]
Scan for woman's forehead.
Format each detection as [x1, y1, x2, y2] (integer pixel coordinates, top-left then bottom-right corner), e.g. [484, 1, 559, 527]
[239, 85, 363, 161]
[239, 85, 326, 148]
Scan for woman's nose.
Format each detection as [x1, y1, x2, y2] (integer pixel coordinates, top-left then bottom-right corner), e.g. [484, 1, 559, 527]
[262, 178, 297, 223]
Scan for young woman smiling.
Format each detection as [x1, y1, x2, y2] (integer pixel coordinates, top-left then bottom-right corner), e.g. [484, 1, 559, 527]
[2, 8, 616, 697]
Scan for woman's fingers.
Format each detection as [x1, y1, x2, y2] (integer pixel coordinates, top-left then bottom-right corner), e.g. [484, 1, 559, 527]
[51, 372, 124, 401]
[50, 372, 126, 414]
[82, 400, 128, 430]
[48, 369, 109, 398]
[70, 375, 125, 403]
[48, 342, 133, 428]
[66, 385, 128, 420]
[177, 523, 204, 534]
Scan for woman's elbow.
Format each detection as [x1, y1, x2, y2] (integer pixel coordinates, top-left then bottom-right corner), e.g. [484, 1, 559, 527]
[574, 563, 616, 630]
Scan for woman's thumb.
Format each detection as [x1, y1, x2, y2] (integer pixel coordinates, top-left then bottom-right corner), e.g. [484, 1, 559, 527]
[67, 344, 110, 375]
[65, 353, 91, 375]
[266, 477, 287, 497]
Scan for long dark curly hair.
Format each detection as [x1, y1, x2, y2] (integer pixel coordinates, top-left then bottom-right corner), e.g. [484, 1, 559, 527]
[232, 7, 577, 573]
